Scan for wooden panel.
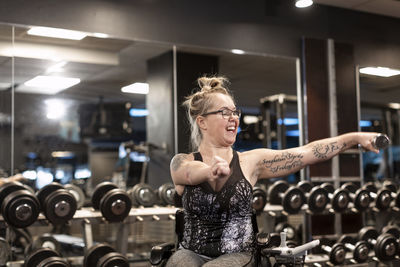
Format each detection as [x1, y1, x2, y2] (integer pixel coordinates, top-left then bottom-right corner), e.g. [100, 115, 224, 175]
[304, 38, 331, 177]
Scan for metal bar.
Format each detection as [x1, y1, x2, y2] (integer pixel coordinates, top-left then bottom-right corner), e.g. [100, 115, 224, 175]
[82, 219, 93, 252]
[173, 45, 178, 154]
[116, 223, 130, 255]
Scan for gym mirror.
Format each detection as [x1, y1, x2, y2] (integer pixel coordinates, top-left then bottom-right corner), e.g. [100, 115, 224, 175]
[358, 65, 400, 181]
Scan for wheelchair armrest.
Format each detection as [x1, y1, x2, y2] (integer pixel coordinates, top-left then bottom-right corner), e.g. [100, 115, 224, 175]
[149, 242, 175, 265]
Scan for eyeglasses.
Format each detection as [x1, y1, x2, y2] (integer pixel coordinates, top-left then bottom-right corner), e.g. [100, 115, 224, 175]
[202, 108, 241, 119]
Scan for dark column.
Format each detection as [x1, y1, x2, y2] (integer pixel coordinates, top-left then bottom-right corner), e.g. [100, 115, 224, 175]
[146, 51, 218, 188]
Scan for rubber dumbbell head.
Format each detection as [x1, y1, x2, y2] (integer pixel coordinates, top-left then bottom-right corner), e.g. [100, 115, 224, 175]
[362, 182, 392, 211]
[36, 183, 77, 225]
[359, 226, 398, 261]
[372, 134, 390, 150]
[341, 182, 371, 212]
[128, 183, 156, 207]
[252, 186, 267, 213]
[319, 239, 346, 265]
[337, 235, 369, 263]
[298, 181, 329, 213]
[24, 248, 69, 267]
[268, 180, 305, 214]
[92, 182, 132, 222]
[321, 183, 350, 212]
[0, 182, 40, 228]
[84, 243, 128, 267]
[64, 184, 85, 209]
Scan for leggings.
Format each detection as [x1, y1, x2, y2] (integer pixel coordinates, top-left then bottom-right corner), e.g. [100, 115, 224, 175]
[165, 248, 254, 267]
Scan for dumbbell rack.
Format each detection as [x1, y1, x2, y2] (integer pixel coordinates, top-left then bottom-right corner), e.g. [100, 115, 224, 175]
[0, 206, 178, 266]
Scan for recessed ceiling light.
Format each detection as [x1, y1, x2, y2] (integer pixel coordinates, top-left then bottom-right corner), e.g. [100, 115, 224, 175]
[359, 67, 400, 77]
[46, 61, 67, 73]
[92, 32, 109, 38]
[231, 49, 245, 55]
[27, 27, 87, 40]
[295, 0, 313, 8]
[121, 83, 149, 94]
[22, 76, 80, 94]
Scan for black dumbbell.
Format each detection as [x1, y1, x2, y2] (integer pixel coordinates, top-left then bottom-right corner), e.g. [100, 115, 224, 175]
[337, 235, 370, 263]
[36, 182, 77, 225]
[381, 224, 400, 253]
[298, 181, 329, 213]
[381, 181, 400, 211]
[252, 185, 267, 213]
[24, 247, 70, 267]
[127, 183, 156, 207]
[25, 233, 61, 256]
[156, 183, 176, 206]
[359, 226, 398, 261]
[64, 184, 86, 209]
[340, 182, 371, 212]
[320, 183, 350, 212]
[318, 239, 346, 265]
[372, 133, 390, 150]
[267, 180, 306, 214]
[84, 243, 129, 267]
[363, 182, 392, 211]
[0, 182, 40, 228]
[92, 182, 132, 222]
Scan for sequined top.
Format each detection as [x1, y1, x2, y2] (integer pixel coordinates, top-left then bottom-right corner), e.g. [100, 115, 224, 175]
[180, 150, 254, 257]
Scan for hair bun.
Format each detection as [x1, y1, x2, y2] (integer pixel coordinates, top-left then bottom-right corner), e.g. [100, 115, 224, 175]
[198, 76, 226, 92]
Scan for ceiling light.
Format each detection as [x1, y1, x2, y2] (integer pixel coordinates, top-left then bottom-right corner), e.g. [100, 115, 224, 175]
[359, 67, 400, 77]
[23, 76, 80, 94]
[0, 82, 11, 90]
[27, 26, 87, 40]
[46, 61, 67, 73]
[92, 32, 109, 38]
[45, 99, 66, 119]
[231, 49, 245, 55]
[388, 103, 400, 109]
[121, 83, 149, 94]
[295, 0, 313, 8]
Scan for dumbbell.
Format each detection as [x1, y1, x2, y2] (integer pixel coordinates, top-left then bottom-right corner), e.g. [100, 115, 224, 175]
[362, 182, 392, 211]
[252, 185, 267, 213]
[0, 182, 40, 228]
[274, 222, 296, 241]
[36, 182, 77, 225]
[24, 248, 70, 267]
[25, 233, 61, 256]
[318, 239, 346, 265]
[92, 182, 132, 222]
[340, 182, 371, 212]
[381, 224, 400, 254]
[64, 184, 86, 209]
[320, 183, 350, 212]
[156, 183, 176, 206]
[359, 226, 398, 261]
[381, 181, 400, 211]
[297, 181, 329, 213]
[337, 235, 370, 263]
[267, 180, 306, 214]
[371, 133, 390, 150]
[127, 183, 156, 207]
[84, 243, 129, 267]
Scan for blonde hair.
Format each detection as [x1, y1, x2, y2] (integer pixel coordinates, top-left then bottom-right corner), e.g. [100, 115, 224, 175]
[183, 76, 234, 150]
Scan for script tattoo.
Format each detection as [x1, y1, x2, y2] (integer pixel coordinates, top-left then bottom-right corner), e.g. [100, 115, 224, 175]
[171, 154, 188, 171]
[262, 152, 304, 174]
[312, 142, 347, 159]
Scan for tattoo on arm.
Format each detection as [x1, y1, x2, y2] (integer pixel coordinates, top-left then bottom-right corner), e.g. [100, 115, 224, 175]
[261, 152, 304, 174]
[312, 141, 347, 159]
[171, 154, 188, 171]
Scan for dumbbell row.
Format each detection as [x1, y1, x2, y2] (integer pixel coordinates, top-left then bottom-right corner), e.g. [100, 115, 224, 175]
[252, 180, 400, 215]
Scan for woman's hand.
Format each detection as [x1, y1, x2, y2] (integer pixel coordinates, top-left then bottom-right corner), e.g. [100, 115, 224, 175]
[209, 156, 231, 181]
[357, 132, 382, 154]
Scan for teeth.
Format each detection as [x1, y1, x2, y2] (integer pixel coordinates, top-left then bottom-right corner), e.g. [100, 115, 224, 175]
[227, 127, 235, 131]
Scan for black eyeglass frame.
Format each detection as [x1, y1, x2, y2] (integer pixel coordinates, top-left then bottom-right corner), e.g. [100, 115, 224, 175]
[201, 108, 241, 119]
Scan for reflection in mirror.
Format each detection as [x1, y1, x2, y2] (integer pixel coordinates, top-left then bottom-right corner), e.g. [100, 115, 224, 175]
[176, 46, 299, 181]
[359, 66, 400, 181]
[0, 23, 173, 195]
[0, 24, 13, 177]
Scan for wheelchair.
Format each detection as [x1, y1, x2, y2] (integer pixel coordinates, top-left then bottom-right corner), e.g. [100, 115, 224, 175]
[149, 209, 317, 267]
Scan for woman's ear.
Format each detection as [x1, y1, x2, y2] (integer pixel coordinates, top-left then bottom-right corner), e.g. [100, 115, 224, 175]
[197, 116, 207, 130]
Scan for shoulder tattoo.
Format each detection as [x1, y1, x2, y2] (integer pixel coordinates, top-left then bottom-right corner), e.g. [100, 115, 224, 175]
[171, 153, 188, 171]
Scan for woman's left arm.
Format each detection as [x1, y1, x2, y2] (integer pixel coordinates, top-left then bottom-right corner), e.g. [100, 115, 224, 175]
[247, 132, 380, 180]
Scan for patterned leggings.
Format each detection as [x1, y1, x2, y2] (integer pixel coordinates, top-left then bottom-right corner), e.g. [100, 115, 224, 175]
[165, 248, 254, 267]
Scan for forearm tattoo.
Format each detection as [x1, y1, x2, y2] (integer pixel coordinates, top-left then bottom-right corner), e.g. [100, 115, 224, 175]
[312, 141, 347, 159]
[171, 153, 188, 171]
[262, 152, 304, 174]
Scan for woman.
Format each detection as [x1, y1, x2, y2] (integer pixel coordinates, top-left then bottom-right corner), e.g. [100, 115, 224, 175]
[167, 76, 379, 267]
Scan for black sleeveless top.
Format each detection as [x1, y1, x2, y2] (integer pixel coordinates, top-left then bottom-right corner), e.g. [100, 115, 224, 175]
[180, 150, 254, 257]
